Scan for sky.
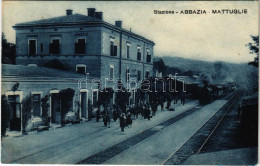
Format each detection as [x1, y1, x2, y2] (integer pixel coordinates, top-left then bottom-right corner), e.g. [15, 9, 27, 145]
[2, 1, 259, 63]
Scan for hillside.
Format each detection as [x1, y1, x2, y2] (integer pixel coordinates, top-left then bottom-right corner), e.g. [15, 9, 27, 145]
[155, 56, 258, 91]
[157, 56, 220, 72]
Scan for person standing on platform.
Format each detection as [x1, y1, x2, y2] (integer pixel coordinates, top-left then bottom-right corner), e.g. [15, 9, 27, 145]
[181, 94, 185, 105]
[126, 112, 132, 128]
[120, 114, 126, 132]
[113, 109, 117, 121]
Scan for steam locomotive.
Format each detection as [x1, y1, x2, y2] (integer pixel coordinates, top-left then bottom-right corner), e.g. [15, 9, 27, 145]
[193, 82, 237, 104]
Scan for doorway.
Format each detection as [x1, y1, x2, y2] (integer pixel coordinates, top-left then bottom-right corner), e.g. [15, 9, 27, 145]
[8, 95, 21, 131]
[51, 93, 61, 124]
[80, 92, 88, 118]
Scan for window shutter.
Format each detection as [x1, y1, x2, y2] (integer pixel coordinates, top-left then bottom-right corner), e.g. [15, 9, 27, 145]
[137, 52, 141, 61]
[75, 43, 78, 54]
[147, 54, 151, 62]
[49, 43, 53, 54]
[114, 46, 117, 56]
[82, 42, 86, 54]
[138, 71, 141, 81]
[110, 45, 114, 56]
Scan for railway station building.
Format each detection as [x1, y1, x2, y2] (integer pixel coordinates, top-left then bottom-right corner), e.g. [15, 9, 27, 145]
[2, 8, 155, 132]
[13, 8, 154, 87]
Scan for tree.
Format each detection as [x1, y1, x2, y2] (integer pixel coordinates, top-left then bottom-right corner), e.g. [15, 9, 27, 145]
[2, 33, 16, 64]
[1, 95, 12, 137]
[154, 59, 167, 75]
[115, 86, 131, 113]
[59, 88, 75, 125]
[98, 88, 114, 109]
[247, 35, 259, 67]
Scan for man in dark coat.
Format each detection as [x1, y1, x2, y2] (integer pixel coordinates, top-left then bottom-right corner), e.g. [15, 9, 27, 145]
[145, 106, 151, 120]
[180, 93, 185, 105]
[113, 110, 118, 121]
[120, 114, 126, 132]
[126, 113, 132, 128]
[103, 110, 107, 127]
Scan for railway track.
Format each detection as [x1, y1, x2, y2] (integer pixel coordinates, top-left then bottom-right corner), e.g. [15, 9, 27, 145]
[164, 90, 240, 165]
[76, 91, 237, 164]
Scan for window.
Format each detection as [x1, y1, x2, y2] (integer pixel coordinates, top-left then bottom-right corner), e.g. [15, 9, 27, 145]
[147, 54, 151, 62]
[49, 39, 60, 54]
[137, 71, 141, 81]
[127, 45, 130, 59]
[126, 68, 130, 82]
[137, 47, 141, 61]
[76, 64, 86, 74]
[40, 43, 43, 52]
[75, 38, 86, 54]
[109, 66, 114, 80]
[29, 39, 36, 55]
[145, 71, 150, 79]
[32, 94, 41, 117]
[110, 41, 117, 56]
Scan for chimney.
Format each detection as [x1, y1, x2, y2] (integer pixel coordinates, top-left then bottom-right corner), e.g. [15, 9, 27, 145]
[66, 9, 73, 15]
[95, 12, 103, 20]
[115, 21, 122, 28]
[87, 8, 96, 17]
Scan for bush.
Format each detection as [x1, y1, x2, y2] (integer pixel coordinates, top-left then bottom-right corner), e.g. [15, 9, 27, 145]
[41, 95, 50, 126]
[98, 88, 114, 109]
[115, 86, 131, 113]
[1, 95, 12, 137]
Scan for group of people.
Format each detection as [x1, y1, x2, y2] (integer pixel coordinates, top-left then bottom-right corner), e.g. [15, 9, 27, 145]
[174, 95, 186, 105]
[95, 104, 153, 132]
[119, 112, 133, 132]
[94, 95, 186, 132]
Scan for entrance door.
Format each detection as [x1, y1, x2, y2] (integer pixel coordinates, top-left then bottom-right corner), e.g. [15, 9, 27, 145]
[32, 94, 41, 117]
[51, 93, 61, 124]
[8, 95, 21, 131]
[80, 92, 87, 118]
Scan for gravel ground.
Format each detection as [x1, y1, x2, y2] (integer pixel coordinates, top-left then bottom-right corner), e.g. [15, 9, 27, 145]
[200, 92, 258, 153]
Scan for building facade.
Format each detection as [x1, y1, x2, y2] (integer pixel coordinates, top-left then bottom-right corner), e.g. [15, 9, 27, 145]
[3, 8, 155, 132]
[13, 8, 155, 87]
[2, 64, 95, 132]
